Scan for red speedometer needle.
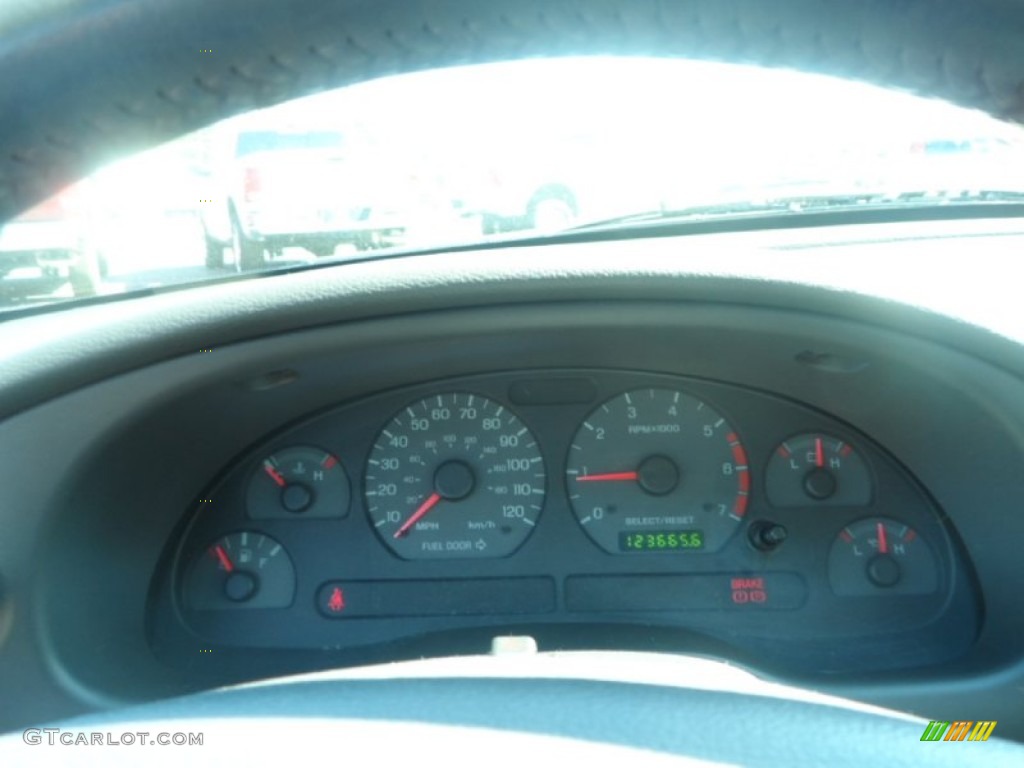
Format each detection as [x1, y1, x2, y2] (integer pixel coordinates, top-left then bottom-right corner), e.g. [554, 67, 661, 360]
[263, 461, 287, 487]
[877, 522, 889, 554]
[394, 492, 443, 539]
[576, 471, 639, 483]
[211, 545, 234, 572]
[815, 438, 824, 467]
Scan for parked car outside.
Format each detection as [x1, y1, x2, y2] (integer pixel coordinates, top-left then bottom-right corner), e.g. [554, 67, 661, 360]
[451, 131, 680, 235]
[0, 181, 106, 299]
[197, 114, 409, 270]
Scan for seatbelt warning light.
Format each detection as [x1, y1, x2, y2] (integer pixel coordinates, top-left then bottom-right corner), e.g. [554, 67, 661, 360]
[327, 587, 345, 612]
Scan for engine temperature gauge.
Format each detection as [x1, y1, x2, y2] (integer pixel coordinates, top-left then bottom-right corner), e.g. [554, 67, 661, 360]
[246, 446, 350, 519]
[828, 517, 939, 595]
[766, 433, 872, 507]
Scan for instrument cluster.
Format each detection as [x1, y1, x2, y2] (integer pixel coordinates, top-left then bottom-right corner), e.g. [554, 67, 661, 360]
[149, 369, 978, 676]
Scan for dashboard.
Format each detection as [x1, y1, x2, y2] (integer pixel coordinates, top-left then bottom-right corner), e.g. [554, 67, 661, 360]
[3, 233, 1024, 746]
[152, 368, 976, 676]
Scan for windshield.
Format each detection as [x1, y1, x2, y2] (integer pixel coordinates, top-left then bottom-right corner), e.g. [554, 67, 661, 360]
[3, 56, 1023, 312]
[234, 131, 346, 158]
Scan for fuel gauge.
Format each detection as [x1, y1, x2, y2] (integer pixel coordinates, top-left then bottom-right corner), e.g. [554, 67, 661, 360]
[828, 517, 939, 595]
[184, 531, 296, 610]
[766, 433, 872, 507]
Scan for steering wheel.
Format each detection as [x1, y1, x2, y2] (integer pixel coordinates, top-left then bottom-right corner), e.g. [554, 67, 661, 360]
[4, 652, 1022, 766]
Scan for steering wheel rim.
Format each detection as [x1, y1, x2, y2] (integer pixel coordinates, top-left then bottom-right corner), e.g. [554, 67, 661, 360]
[4, 653, 1023, 766]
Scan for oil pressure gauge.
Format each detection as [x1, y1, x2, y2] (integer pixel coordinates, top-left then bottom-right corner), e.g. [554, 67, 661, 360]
[766, 433, 872, 507]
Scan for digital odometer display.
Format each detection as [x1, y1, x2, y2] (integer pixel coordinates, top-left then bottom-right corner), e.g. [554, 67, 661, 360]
[619, 530, 704, 552]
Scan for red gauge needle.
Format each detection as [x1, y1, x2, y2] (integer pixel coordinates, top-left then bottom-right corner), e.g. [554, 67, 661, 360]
[576, 471, 639, 483]
[263, 461, 287, 487]
[815, 438, 824, 468]
[211, 545, 234, 572]
[877, 522, 889, 554]
[394, 492, 442, 539]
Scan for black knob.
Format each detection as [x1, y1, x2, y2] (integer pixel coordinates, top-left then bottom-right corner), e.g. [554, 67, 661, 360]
[749, 521, 788, 551]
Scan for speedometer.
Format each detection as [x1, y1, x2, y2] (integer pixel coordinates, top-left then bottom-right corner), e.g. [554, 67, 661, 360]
[365, 393, 546, 559]
[566, 388, 749, 553]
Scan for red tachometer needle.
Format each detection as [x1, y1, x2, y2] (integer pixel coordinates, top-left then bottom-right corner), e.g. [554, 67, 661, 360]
[877, 522, 888, 554]
[211, 545, 234, 572]
[394, 492, 443, 539]
[576, 471, 639, 483]
[263, 461, 287, 487]
[815, 438, 824, 468]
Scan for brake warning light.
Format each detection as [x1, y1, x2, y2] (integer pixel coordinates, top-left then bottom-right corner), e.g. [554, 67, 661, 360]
[730, 577, 767, 604]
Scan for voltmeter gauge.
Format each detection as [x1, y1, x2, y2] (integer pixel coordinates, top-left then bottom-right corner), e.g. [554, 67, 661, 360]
[828, 517, 939, 595]
[766, 433, 872, 507]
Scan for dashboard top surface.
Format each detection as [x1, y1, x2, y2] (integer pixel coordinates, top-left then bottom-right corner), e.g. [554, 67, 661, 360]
[4, 221, 1024, 421]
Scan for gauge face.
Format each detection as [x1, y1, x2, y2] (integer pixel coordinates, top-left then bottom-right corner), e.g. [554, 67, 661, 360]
[184, 531, 296, 610]
[766, 433, 872, 507]
[828, 517, 939, 595]
[566, 388, 749, 553]
[246, 446, 351, 519]
[365, 392, 546, 559]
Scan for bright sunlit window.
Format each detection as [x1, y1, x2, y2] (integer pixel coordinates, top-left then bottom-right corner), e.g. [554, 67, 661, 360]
[2, 57, 1022, 309]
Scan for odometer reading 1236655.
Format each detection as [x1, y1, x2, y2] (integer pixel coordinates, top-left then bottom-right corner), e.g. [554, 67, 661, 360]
[619, 530, 704, 552]
[365, 393, 546, 559]
[566, 388, 749, 554]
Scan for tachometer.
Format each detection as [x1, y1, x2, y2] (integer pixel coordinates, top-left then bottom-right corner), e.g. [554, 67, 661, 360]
[365, 392, 545, 559]
[566, 388, 749, 553]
